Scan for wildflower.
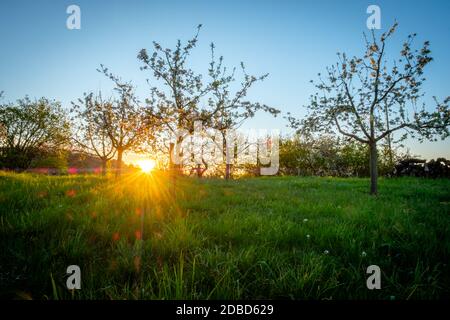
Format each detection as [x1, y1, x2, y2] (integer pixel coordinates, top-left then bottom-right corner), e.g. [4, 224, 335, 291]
[306, 234, 311, 239]
[361, 251, 367, 257]
[65, 189, 76, 197]
[135, 230, 142, 240]
[303, 218, 308, 223]
[323, 250, 329, 255]
[112, 232, 120, 241]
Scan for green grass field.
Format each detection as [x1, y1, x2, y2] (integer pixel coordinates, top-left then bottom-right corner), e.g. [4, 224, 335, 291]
[0, 171, 449, 300]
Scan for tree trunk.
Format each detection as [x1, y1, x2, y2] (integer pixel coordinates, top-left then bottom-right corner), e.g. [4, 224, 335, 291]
[116, 148, 123, 177]
[169, 142, 175, 171]
[169, 139, 184, 176]
[101, 159, 107, 176]
[225, 164, 232, 180]
[369, 141, 378, 195]
[223, 133, 232, 180]
[168, 142, 177, 197]
[169, 142, 181, 174]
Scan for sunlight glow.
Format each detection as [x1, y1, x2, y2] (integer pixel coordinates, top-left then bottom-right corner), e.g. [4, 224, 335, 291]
[137, 159, 156, 173]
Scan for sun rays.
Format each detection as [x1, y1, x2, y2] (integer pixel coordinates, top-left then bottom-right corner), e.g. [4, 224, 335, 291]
[136, 159, 156, 174]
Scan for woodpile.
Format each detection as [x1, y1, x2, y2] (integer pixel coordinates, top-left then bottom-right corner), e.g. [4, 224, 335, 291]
[393, 158, 450, 178]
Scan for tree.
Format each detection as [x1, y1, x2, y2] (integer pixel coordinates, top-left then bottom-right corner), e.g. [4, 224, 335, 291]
[138, 25, 207, 174]
[30, 151, 68, 172]
[138, 25, 279, 178]
[71, 93, 116, 175]
[0, 96, 70, 169]
[202, 44, 279, 179]
[97, 66, 154, 176]
[279, 134, 312, 175]
[278, 133, 401, 177]
[287, 23, 450, 195]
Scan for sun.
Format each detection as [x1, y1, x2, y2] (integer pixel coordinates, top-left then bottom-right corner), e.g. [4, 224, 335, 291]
[137, 159, 156, 173]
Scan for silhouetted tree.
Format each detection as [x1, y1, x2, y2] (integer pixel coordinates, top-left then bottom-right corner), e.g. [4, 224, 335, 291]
[71, 93, 116, 175]
[138, 25, 278, 179]
[202, 44, 279, 179]
[0, 97, 70, 169]
[95, 66, 154, 176]
[138, 25, 206, 174]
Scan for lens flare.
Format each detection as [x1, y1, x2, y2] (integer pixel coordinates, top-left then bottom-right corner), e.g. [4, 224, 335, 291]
[137, 159, 156, 173]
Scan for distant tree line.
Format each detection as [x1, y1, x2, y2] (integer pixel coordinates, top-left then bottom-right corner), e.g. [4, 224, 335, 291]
[0, 24, 449, 194]
[276, 134, 449, 178]
[0, 25, 279, 178]
[0, 97, 70, 170]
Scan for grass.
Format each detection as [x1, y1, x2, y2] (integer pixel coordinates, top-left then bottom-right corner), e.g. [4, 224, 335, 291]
[0, 171, 449, 300]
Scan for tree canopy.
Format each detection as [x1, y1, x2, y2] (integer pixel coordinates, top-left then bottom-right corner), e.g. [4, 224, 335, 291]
[287, 23, 450, 194]
[0, 97, 70, 169]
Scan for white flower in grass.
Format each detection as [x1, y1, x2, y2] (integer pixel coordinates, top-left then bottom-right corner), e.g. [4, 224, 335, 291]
[306, 234, 311, 239]
[323, 250, 329, 255]
[303, 218, 308, 223]
[361, 251, 367, 257]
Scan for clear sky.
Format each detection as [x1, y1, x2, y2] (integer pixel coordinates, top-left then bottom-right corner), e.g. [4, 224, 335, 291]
[0, 0, 449, 159]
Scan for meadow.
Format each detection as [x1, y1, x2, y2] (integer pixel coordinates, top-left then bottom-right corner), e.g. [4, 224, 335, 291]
[0, 171, 449, 300]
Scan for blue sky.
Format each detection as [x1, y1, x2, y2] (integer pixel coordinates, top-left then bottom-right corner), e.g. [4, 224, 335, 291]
[0, 0, 449, 159]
